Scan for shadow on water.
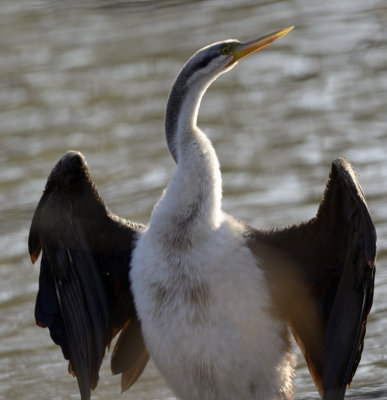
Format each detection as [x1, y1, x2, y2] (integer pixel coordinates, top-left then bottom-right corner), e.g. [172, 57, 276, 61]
[46, 0, 207, 12]
[346, 388, 387, 399]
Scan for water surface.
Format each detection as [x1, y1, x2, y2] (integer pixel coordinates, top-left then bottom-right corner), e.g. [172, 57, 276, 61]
[0, 1, 386, 399]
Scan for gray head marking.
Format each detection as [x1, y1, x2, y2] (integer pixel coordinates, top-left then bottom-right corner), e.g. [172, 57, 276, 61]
[165, 40, 240, 162]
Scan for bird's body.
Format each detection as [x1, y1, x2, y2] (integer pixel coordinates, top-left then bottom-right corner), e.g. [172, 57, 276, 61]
[29, 26, 376, 400]
[131, 35, 297, 397]
[132, 212, 294, 399]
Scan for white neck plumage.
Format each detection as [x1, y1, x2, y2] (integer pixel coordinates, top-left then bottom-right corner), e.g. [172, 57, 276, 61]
[152, 61, 230, 243]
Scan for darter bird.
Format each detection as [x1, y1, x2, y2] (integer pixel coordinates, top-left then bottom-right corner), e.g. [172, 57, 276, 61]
[29, 26, 376, 400]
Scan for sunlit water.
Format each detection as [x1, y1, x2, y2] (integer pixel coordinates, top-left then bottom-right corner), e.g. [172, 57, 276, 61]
[0, 1, 386, 399]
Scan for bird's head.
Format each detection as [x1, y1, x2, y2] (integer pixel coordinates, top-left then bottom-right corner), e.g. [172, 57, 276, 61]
[182, 26, 294, 86]
[165, 26, 294, 162]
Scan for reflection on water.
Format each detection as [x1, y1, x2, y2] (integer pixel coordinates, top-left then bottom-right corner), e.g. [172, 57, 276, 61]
[0, 0, 386, 399]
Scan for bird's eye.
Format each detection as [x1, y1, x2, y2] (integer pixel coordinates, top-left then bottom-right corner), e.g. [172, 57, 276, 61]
[221, 46, 231, 55]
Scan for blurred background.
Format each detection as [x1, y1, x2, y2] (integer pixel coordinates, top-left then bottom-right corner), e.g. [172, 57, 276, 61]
[0, 0, 386, 399]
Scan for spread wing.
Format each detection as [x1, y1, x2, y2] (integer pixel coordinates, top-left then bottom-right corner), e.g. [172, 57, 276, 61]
[247, 158, 376, 400]
[28, 151, 149, 400]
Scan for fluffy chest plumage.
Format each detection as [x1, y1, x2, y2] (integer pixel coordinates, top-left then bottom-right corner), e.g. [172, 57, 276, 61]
[130, 215, 295, 400]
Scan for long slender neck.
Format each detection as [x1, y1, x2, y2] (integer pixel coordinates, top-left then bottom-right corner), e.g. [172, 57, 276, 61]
[157, 66, 223, 239]
[165, 67, 215, 162]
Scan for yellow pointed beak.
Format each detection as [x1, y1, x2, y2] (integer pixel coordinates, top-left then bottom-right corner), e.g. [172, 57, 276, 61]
[228, 26, 294, 66]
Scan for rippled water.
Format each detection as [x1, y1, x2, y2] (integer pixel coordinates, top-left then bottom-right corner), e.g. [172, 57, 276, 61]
[1, 1, 386, 399]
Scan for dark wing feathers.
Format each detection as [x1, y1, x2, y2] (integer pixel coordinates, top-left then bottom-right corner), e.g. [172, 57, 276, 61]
[111, 317, 150, 392]
[28, 151, 148, 400]
[318, 159, 375, 400]
[30, 152, 375, 400]
[247, 158, 376, 400]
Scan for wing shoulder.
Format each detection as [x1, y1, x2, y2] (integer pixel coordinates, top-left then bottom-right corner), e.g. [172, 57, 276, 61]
[29, 151, 148, 399]
[246, 158, 376, 400]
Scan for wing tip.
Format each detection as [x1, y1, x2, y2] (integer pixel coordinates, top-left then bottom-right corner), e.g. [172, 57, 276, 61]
[30, 243, 41, 264]
[331, 158, 358, 183]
